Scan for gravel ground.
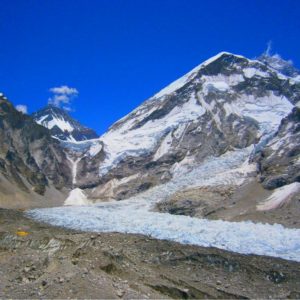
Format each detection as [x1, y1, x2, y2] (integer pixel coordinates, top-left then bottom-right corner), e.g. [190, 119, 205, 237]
[1, 208, 300, 299]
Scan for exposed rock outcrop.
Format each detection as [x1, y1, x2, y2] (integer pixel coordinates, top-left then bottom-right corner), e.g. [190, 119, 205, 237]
[254, 107, 300, 189]
[0, 96, 71, 206]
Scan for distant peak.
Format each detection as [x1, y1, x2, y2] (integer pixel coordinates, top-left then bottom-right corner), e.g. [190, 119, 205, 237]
[37, 104, 71, 117]
[32, 104, 98, 142]
[201, 51, 247, 67]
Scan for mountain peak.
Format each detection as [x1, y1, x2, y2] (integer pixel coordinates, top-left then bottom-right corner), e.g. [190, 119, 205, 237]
[202, 51, 246, 65]
[32, 105, 98, 142]
[152, 52, 248, 100]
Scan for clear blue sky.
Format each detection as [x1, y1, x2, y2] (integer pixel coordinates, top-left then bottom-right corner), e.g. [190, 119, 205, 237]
[1, 0, 299, 134]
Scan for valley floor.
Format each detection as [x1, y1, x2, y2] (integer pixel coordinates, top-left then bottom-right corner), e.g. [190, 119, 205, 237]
[1, 208, 300, 299]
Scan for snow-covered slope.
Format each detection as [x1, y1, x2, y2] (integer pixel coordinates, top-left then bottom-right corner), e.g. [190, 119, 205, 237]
[75, 52, 299, 199]
[32, 105, 98, 142]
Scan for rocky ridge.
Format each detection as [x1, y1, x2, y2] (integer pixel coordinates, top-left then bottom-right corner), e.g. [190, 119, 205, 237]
[0, 96, 71, 207]
[254, 107, 300, 189]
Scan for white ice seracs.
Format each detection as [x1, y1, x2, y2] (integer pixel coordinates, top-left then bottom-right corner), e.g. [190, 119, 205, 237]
[28, 206, 300, 262]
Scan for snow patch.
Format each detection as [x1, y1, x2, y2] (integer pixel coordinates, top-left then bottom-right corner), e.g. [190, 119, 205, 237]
[173, 123, 187, 140]
[153, 131, 173, 160]
[64, 188, 90, 206]
[290, 75, 300, 83]
[35, 115, 49, 125]
[88, 142, 103, 156]
[243, 68, 269, 78]
[66, 156, 81, 185]
[36, 113, 75, 133]
[47, 116, 74, 132]
[257, 182, 300, 211]
[203, 81, 229, 93]
[232, 92, 293, 133]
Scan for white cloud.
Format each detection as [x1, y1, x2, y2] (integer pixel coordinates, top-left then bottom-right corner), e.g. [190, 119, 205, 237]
[49, 86, 78, 96]
[16, 104, 28, 114]
[263, 41, 294, 65]
[48, 85, 78, 109]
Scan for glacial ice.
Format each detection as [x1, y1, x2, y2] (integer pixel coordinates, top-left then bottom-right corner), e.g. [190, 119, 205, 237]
[28, 146, 300, 262]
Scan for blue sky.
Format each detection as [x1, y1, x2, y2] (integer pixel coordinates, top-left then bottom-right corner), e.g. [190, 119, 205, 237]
[1, 0, 299, 134]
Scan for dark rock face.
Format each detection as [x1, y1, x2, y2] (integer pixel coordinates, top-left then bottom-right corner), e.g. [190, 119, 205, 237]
[0, 96, 71, 195]
[75, 146, 105, 189]
[32, 105, 98, 142]
[254, 107, 300, 189]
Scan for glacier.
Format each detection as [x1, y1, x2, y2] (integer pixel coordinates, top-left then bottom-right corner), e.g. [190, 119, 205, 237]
[28, 146, 300, 262]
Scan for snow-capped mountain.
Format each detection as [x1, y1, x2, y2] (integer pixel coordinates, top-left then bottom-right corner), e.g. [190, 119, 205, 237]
[28, 50, 300, 263]
[2, 51, 300, 263]
[73, 52, 300, 201]
[2, 51, 299, 211]
[32, 105, 98, 142]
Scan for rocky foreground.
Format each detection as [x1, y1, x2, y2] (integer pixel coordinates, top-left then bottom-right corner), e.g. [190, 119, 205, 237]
[0, 208, 300, 299]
